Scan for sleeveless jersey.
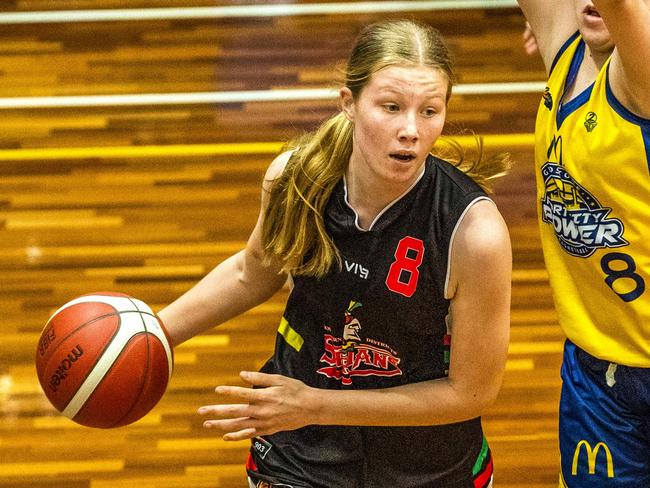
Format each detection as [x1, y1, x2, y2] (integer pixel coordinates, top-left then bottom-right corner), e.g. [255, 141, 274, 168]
[254, 155, 494, 487]
[534, 32, 650, 366]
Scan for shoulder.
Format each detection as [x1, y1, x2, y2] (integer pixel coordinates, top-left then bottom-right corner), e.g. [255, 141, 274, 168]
[266, 149, 294, 180]
[455, 200, 510, 255]
[429, 156, 487, 210]
[431, 156, 483, 193]
[262, 149, 296, 193]
[446, 199, 511, 299]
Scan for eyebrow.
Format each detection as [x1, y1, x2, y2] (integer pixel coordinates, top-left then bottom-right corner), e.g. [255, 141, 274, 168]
[376, 87, 446, 100]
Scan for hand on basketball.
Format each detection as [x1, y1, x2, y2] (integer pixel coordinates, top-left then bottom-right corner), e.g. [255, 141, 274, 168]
[198, 371, 318, 441]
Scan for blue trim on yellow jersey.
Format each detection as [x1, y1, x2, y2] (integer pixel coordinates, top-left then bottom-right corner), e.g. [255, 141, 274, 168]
[557, 39, 593, 128]
[605, 70, 650, 127]
[604, 66, 650, 174]
[550, 31, 581, 75]
[565, 38, 585, 91]
[640, 127, 650, 175]
[557, 85, 593, 129]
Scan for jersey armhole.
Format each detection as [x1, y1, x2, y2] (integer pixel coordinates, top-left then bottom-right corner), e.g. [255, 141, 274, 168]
[605, 64, 650, 174]
[605, 64, 650, 127]
[443, 196, 494, 300]
[549, 31, 581, 76]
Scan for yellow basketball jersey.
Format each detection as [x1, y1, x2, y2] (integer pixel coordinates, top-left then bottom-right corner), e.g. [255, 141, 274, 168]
[534, 33, 650, 366]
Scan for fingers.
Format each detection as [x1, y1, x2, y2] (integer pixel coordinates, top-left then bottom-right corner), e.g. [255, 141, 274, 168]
[201, 416, 258, 440]
[239, 370, 285, 387]
[223, 429, 257, 441]
[214, 384, 257, 402]
[198, 402, 251, 418]
[198, 372, 299, 441]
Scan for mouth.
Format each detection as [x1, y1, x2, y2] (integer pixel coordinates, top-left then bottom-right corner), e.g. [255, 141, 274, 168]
[584, 4, 601, 17]
[389, 151, 417, 162]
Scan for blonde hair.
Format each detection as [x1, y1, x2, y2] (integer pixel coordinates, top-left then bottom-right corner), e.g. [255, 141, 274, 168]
[262, 20, 509, 278]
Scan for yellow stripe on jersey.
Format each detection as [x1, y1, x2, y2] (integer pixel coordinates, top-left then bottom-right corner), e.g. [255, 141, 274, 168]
[535, 34, 650, 366]
[278, 317, 304, 352]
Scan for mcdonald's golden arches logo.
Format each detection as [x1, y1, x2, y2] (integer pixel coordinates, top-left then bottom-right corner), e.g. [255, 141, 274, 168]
[572, 440, 615, 478]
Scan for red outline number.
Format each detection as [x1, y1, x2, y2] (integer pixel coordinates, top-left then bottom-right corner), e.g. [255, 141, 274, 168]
[385, 236, 424, 297]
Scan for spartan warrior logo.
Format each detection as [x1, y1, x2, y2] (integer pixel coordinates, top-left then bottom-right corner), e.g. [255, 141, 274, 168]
[317, 301, 402, 385]
[540, 137, 627, 257]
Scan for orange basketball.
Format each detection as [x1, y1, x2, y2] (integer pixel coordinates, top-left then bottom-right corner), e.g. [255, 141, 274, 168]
[35, 292, 174, 428]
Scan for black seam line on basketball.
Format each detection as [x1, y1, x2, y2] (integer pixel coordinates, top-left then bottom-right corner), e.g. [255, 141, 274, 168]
[126, 296, 144, 314]
[109, 297, 153, 428]
[60, 312, 122, 412]
[76, 332, 152, 428]
[124, 299, 174, 368]
[126, 298, 174, 375]
[110, 331, 152, 428]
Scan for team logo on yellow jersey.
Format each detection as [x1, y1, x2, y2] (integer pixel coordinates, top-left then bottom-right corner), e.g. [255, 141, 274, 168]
[543, 87, 553, 110]
[540, 162, 627, 257]
[584, 112, 598, 132]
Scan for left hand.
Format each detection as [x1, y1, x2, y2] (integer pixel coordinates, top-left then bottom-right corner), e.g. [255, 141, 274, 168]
[198, 371, 318, 441]
[523, 21, 540, 56]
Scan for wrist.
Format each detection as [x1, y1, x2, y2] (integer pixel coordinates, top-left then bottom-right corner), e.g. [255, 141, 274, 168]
[304, 385, 327, 425]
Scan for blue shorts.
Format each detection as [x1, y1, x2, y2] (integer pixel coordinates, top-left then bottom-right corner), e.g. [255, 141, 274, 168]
[559, 340, 650, 487]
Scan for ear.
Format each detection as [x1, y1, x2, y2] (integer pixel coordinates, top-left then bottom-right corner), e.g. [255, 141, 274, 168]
[339, 87, 355, 122]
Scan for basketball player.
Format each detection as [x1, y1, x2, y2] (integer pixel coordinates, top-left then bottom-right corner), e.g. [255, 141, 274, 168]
[159, 20, 511, 487]
[516, 1, 650, 485]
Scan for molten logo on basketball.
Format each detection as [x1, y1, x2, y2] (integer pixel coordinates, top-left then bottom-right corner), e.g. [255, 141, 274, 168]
[48, 345, 84, 392]
[38, 328, 56, 356]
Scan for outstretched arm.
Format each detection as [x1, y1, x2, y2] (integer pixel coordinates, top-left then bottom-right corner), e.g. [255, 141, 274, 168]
[595, 0, 650, 117]
[517, 0, 577, 72]
[200, 200, 512, 440]
[158, 152, 291, 346]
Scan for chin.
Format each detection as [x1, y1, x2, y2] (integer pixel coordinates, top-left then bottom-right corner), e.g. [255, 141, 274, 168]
[579, 21, 612, 46]
[583, 31, 614, 53]
[386, 160, 425, 182]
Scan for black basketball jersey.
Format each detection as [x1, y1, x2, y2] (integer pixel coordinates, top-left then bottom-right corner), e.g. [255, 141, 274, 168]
[250, 155, 494, 487]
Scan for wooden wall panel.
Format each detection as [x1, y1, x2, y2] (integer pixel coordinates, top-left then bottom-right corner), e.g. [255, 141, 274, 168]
[0, 5, 561, 488]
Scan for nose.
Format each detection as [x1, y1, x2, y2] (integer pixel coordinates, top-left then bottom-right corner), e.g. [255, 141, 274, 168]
[397, 112, 419, 143]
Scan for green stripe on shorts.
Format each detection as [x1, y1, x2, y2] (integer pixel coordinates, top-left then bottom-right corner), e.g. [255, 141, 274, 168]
[472, 436, 489, 475]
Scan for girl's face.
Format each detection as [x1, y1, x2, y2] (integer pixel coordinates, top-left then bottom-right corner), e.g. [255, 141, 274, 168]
[341, 64, 448, 189]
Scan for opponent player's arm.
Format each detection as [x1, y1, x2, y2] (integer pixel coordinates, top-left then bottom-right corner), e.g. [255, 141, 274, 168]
[594, 0, 650, 117]
[516, 0, 577, 73]
[200, 200, 511, 439]
[158, 153, 290, 347]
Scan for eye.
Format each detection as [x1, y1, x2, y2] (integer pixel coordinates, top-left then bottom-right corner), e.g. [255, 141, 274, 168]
[383, 103, 400, 113]
[422, 107, 437, 117]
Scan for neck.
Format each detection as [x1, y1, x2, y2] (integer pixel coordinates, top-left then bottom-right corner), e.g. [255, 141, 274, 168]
[345, 160, 425, 230]
[585, 44, 612, 71]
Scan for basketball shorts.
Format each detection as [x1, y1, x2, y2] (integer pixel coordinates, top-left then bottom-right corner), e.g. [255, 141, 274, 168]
[246, 425, 365, 488]
[558, 340, 650, 487]
[245, 422, 494, 487]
